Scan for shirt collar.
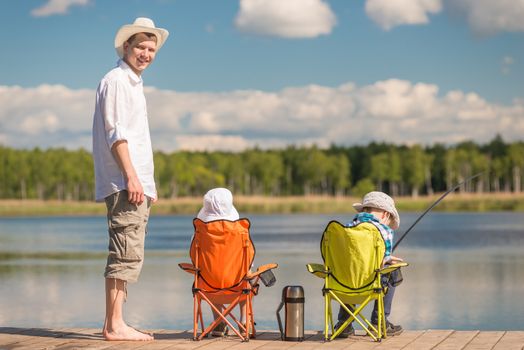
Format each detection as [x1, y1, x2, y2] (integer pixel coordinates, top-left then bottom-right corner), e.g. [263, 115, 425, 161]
[117, 59, 143, 84]
[352, 212, 394, 231]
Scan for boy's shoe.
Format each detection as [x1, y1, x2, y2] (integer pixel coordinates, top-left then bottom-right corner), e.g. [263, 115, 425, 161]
[333, 321, 355, 338]
[369, 321, 403, 336]
[211, 322, 229, 337]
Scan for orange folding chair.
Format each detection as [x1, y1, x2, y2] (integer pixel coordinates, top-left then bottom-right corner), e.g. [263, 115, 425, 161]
[179, 218, 277, 341]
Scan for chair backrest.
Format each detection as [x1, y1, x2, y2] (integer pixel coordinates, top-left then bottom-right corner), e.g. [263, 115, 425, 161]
[321, 220, 385, 292]
[191, 218, 255, 290]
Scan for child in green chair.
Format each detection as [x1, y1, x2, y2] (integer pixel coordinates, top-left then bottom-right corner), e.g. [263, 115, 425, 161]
[335, 191, 404, 337]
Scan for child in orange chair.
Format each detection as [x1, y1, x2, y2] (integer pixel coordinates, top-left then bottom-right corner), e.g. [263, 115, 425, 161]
[196, 187, 240, 337]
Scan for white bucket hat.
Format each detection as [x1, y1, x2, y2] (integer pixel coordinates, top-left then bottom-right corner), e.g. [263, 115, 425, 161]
[114, 17, 169, 58]
[197, 188, 240, 222]
[353, 191, 400, 230]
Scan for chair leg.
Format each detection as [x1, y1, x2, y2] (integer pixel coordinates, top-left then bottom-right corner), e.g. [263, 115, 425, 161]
[379, 295, 386, 339]
[248, 296, 256, 338]
[324, 293, 330, 341]
[242, 297, 249, 341]
[193, 295, 199, 340]
[200, 293, 248, 341]
[328, 292, 381, 342]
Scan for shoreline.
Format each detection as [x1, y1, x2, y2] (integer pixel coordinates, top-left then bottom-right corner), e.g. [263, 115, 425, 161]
[0, 192, 523, 217]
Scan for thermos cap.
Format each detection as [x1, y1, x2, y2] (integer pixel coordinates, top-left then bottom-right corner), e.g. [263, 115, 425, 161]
[283, 285, 304, 299]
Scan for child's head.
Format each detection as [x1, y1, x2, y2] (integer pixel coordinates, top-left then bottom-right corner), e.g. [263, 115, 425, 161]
[197, 187, 239, 222]
[353, 191, 400, 230]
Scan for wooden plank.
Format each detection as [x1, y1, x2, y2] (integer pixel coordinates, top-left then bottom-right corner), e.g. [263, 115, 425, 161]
[372, 330, 425, 350]
[284, 331, 357, 350]
[12, 328, 92, 349]
[434, 331, 480, 350]
[400, 330, 454, 350]
[333, 338, 379, 350]
[147, 329, 230, 350]
[223, 331, 288, 350]
[234, 331, 319, 350]
[51, 328, 120, 350]
[493, 331, 524, 350]
[463, 331, 505, 350]
[0, 333, 36, 348]
[132, 330, 195, 350]
[338, 332, 425, 350]
[0, 327, 80, 349]
[2, 328, 524, 350]
[0, 328, 32, 347]
[101, 329, 167, 350]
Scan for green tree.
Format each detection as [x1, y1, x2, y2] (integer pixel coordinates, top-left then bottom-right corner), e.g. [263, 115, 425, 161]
[402, 145, 429, 197]
[325, 154, 350, 196]
[369, 153, 389, 192]
[352, 178, 375, 198]
[508, 143, 524, 192]
[243, 150, 283, 195]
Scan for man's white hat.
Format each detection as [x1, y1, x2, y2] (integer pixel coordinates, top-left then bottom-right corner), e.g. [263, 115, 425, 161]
[114, 17, 169, 58]
[353, 191, 400, 230]
[197, 188, 240, 222]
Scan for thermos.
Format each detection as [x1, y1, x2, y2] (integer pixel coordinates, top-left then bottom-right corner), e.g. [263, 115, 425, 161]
[276, 285, 305, 341]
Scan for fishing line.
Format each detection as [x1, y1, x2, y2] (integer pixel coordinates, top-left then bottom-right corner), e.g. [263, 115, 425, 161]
[392, 172, 483, 252]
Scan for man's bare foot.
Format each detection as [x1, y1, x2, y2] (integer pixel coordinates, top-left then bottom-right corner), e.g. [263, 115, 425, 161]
[103, 324, 154, 341]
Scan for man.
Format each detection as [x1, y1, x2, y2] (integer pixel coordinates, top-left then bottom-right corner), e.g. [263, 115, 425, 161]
[92, 17, 169, 341]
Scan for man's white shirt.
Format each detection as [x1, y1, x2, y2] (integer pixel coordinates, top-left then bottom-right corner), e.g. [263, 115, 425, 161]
[92, 60, 157, 202]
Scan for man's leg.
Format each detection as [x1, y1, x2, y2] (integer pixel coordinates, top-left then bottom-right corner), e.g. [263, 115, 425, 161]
[103, 278, 153, 341]
[103, 191, 152, 341]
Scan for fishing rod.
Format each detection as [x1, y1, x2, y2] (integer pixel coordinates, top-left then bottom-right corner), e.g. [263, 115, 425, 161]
[392, 172, 483, 252]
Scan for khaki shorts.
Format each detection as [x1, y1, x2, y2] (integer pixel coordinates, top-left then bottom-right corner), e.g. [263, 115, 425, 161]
[104, 190, 151, 283]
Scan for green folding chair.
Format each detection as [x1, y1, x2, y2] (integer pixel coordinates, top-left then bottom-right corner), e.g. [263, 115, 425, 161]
[307, 220, 407, 341]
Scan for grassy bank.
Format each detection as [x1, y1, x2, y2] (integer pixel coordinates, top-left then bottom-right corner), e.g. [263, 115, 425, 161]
[0, 192, 523, 217]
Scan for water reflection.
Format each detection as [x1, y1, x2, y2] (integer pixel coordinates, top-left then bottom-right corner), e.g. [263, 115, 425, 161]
[1, 213, 524, 330]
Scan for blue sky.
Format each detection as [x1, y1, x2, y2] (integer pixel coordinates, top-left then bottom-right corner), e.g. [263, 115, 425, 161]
[1, 0, 523, 151]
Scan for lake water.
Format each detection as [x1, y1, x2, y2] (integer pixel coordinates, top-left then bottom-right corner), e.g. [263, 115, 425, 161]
[1, 212, 524, 331]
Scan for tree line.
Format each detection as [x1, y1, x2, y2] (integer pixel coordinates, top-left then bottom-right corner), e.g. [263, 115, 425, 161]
[0, 135, 522, 201]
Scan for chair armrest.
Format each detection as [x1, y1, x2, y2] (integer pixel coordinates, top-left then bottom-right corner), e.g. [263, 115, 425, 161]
[306, 263, 329, 278]
[178, 262, 199, 274]
[246, 263, 278, 279]
[379, 262, 408, 274]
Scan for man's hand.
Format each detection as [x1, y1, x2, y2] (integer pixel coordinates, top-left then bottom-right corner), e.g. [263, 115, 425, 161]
[126, 175, 144, 205]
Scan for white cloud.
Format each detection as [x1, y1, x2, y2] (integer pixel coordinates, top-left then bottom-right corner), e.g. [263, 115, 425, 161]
[446, 0, 524, 35]
[356, 79, 440, 119]
[175, 135, 250, 152]
[1, 81, 521, 152]
[235, 0, 337, 38]
[0, 84, 92, 149]
[31, 0, 90, 17]
[365, 0, 442, 30]
[20, 111, 59, 135]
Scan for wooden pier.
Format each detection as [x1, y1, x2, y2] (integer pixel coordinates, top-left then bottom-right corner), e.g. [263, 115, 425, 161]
[1, 328, 523, 350]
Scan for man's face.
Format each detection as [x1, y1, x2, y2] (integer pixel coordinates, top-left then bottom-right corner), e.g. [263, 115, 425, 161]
[123, 33, 157, 76]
